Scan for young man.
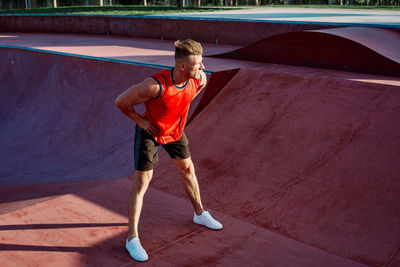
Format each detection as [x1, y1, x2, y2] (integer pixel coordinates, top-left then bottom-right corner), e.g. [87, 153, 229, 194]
[114, 39, 223, 262]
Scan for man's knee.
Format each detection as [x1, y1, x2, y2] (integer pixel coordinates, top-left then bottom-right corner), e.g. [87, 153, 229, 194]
[175, 159, 194, 178]
[133, 170, 152, 193]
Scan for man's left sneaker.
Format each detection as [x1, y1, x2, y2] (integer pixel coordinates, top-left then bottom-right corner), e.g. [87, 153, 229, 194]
[193, 211, 223, 230]
[125, 237, 148, 262]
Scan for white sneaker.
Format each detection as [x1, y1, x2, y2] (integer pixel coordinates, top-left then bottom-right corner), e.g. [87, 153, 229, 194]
[193, 211, 223, 230]
[125, 237, 148, 262]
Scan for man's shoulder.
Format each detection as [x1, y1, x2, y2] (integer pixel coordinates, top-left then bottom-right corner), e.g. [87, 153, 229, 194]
[152, 69, 171, 79]
[138, 77, 161, 99]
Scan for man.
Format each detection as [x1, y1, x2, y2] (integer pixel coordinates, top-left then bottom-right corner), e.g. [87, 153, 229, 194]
[114, 39, 223, 262]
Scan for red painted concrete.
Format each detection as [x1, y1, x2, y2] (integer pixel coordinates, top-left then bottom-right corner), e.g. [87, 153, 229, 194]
[188, 68, 239, 124]
[0, 33, 240, 72]
[0, 177, 366, 266]
[1, 34, 400, 266]
[310, 27, 400, 63]
[152, 66, 400, 266]
[211, 26, 400, 77]
[0, 46, 163, 186]
[0, 15, 346, 45]
[0, 178, 116, 216]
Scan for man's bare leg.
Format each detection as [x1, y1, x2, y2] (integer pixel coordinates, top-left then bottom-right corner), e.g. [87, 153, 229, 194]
[128, 170, 153, 240]
[173, 157, 204, 215]
[173, 157, 223, 230]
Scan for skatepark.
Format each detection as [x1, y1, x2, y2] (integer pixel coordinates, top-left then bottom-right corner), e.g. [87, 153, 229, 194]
[0, 7, 400, 266]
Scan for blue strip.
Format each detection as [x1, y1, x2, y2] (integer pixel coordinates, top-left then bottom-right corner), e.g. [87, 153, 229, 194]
[0, 45, 213, 75]
[0, 45, 169, 69]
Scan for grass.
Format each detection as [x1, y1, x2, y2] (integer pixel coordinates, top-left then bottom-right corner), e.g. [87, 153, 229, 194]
[0, 5, 243, 15]
[0, 4, 398, 15]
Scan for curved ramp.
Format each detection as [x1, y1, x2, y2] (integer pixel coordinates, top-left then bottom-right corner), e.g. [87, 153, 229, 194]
[1, 45, 399, 266]
[210, 27, 400, 77]
[152, 67, 400, 266]
[0, 47, 164, 185]
[0, 46, 234, 186]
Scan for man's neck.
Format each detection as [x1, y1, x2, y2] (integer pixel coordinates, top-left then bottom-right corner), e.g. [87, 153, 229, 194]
[172, 68, 189, 87]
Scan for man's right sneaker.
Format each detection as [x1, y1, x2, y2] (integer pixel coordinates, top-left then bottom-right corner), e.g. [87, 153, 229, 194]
[125, 237, 148, 262]
[193, 211, 223, 230]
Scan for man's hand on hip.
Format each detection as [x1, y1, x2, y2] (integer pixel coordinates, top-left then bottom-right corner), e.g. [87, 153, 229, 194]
[137, 118, 160, 136]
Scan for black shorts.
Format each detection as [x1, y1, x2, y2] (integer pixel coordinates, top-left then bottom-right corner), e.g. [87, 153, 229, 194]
[134, 125, 191, 171]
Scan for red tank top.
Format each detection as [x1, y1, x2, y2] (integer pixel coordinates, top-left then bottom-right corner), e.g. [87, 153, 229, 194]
[144, 68, 201, 145]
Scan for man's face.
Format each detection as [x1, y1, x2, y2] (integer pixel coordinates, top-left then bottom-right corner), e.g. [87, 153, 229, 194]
[185, 55, 205, 79]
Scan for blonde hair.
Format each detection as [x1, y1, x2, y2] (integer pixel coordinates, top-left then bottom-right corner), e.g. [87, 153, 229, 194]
[174, 39, 203, 60]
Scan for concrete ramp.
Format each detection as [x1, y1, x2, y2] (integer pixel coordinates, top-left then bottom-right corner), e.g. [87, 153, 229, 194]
[1, 41, 400, 266]
[0, 46, 371, 267]
[152, 67, 400, 266]
[0, 47, 164, 185]
[210, 27, 400, 77]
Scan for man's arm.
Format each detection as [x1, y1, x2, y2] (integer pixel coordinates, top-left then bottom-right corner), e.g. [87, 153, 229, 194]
[195, 71, 207, 98]
[114, 77, 160, 136]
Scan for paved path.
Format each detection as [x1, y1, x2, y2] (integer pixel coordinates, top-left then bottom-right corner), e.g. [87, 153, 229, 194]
[147, 7, 400, 27]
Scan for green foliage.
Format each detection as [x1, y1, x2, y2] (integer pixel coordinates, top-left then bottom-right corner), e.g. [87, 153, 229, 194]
[0, 5, 241, 14]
